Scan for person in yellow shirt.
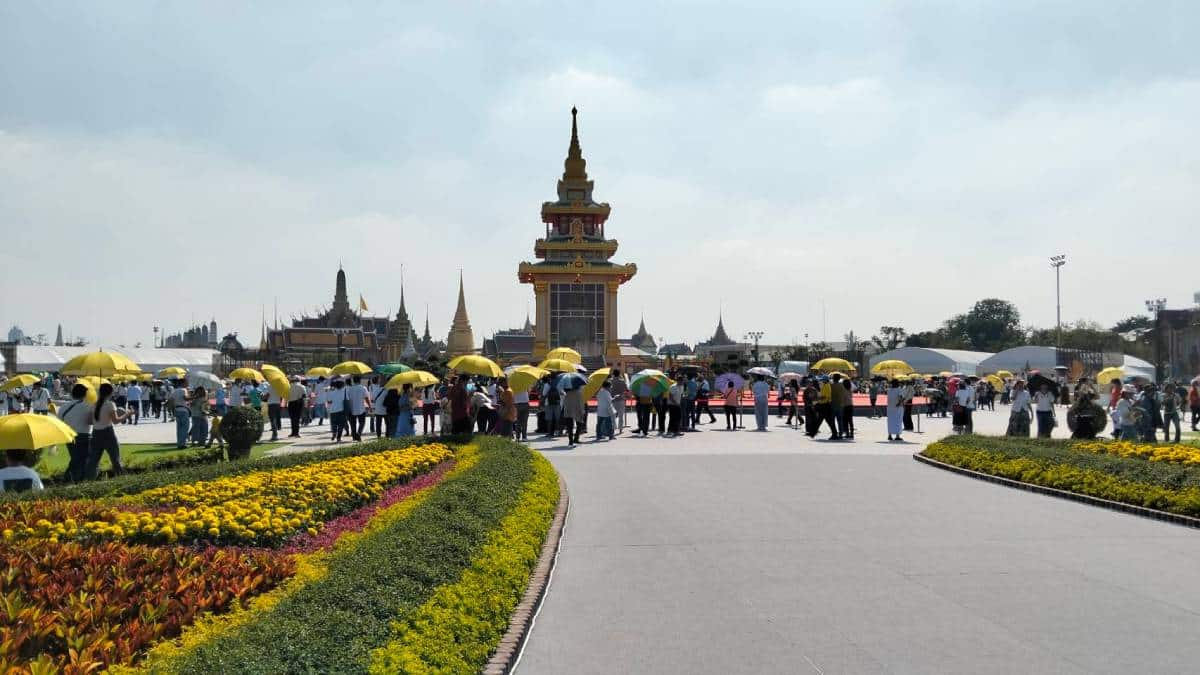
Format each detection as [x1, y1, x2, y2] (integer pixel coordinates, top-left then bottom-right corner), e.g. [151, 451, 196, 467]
[828, 374, 847, 440]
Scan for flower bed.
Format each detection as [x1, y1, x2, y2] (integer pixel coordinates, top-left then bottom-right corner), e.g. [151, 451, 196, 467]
[2, 436, 560, 673]
[1072, 439, 1200, 465]
[921, 435, 1200, 518]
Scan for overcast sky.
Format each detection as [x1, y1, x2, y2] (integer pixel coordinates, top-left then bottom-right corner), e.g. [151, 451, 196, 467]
[2, 2, 1197, 350]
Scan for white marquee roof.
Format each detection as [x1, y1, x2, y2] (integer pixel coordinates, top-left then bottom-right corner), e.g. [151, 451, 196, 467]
[3, 346, 217, 374]
[869, 347, 993, 376]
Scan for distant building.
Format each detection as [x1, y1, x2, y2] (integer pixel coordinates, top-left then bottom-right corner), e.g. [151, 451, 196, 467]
[657, 342, 693, 356]
[54, 324, 63, 347]
[446, 273, 476, 358]
[630, 317, 657, 353]
[694, 314, 750, 362]
[7, 326, 24, 344]
[482, 313, 536, 364]
[163, 320, 219, 349]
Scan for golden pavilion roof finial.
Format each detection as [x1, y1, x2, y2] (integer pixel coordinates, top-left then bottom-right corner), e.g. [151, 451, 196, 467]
[563, 106, 588, 182]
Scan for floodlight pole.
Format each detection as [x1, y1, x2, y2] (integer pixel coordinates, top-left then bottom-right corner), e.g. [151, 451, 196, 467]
[1050, 255, 1067, 349]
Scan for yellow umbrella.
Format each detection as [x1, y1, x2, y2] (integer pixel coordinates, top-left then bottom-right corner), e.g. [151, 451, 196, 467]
[0, 374, 41, 393]
[1096, 367, 1124, 384]
[447, 355, 504, 378]
[261, 364, 284, 377]
[60, 350, 141, 377]
[506, 366, 548, 393]
[306, 366, 332, 378]
[812, 357, 854, 374]
[228, 367, 265, 382]
[538, 358, 578, 374]
[108, 374, 136, 384]
[938, 371, 954, 378]
[583, 367, 612, 400]
[385, 370, 440, 390]
[984, 374, 1004, 389]
[265, 373, 290, 400]
[76, 379, 99, 404]
[827, 371, 852, 380]
[870, 359, 913, 378]
[544, 347, 582, 365]
[157, 367, 187, 378]
[995, 370, 1014, 380]
[331, 361, 372, 376]
[80, 376, 111, 390]
[0, 413, 77, 450]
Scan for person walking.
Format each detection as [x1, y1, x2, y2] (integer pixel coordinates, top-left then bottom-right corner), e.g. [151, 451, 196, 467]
[783, 379, 801, 427]
[868, 379, 881, 418]
[370, 376, 387, 438]
[955, 381, 978, 434]
[312, 377, 328, 426]
[681, 373, 697, 432]
[86, 383, 132, 479]
[168, 381, 191, 449]
[840, 378, 855, 439]
[1116, 386, 1137, 440]
[610, 369, 629, 432]
[563, 383, 585, 447]
[125, 380, 142, 425]
[510, 382, 529, 441]
[450, 376, 472, 436]
[722, 380, 740, 430]
[422, 385, 439, 436]
[802, 379, 819, 437]
[382, 386, 400, 438]
[886, 378, 904, 441]
[28, 381, 51, 415]
[189, 386, 210, 447]
[287, 376, 307, 438]
[595, 380, 615, 441]
[751, 374, 771, 431]
[1190, 381, 1200, 432]
[666, 377, 683, 437]
[346, 375, 370, 441]
[1033, 383, 1055, 438]
[1006, 380, 1032, 437]
[542, 375, 562, 438]
[634, 378, 654, 436]
[266, 379, 283, 442]
[57, 383, 93, 482]
[395, 383, 415, 437]
[327, 379, 348, 442]
[817, 376, 837, 438]
[1160, 381, 1182, 443]
[695, 376, 716, 425]
[495, 379, 516, 439]
[827, 374, 846, 440]
[901, 378, 915, 432]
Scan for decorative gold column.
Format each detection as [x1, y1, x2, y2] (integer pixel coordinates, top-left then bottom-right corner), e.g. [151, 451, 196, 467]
[605, 280, 620, 361]
[533, 281, 549, 360]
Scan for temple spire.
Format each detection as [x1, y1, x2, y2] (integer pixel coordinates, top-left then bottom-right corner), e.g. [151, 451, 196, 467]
[562, 106, 588, 182]
[446, 270, 475, 357]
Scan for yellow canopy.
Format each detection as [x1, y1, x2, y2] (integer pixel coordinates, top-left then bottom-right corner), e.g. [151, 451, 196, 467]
[76, 379, 99, 404]
[506, 366, 548, 393]
[538, 358, 578, 374]
[583, 367, 612, 399]
[544, 347, 582, 365]
[385, 370, 440, 390]
[60, 350, 141, 377]
[265, 373, 290, 400]
[994, 370, 1014, 380]
[447, 355, 504, 378]
[984, 374, 1004, 389]
[0, 413, 77, 450]
[331, 361, 372, 376]
[0, 374, 41, 393]
[228, 367, 264, 383]
[157, 367, 187, 378]
[261, 364, 285, 377]
[812, 358, 855, 374]
[306, 366, 333, 378]
[80, 376, 111, 390]
[1096, 367, 1124, 384]
[870, 359, 913, 377]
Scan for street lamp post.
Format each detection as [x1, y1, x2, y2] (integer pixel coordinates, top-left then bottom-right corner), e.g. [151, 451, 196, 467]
[153, 326, 160, 348]
[1050, 255, 1067, 348]
[1145, 297, 1167, 381]
[744, 331, 764, 365]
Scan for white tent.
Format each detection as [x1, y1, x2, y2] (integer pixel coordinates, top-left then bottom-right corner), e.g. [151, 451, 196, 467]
[978, 346, 1058, 375]
[10, 346, 217, 374]
[1123, 354, 1155, 382]
[869, 347, 992, 376]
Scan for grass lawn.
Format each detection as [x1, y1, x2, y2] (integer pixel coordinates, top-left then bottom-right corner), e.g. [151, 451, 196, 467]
[35, 441, 288, 476]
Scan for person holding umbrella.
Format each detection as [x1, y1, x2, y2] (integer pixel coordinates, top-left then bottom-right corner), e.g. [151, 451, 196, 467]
[666, 376, 683, 437]
[57, 383, 93, 482]
[562, 377, 585, 446]
[86, 383, 133, 478]
[751, 373, 771, 431]
[1006, 380, 1032, 437]
[497, 378, 516, 439]
[1033, 382, 1056, 438]
[595, 380, 615, 441]
[886, 378, 904, 441]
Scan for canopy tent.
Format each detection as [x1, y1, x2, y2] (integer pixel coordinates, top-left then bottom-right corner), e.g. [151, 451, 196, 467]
[1122, 354, 1156, 383]
[977, 346, 1058, 375]
[868, 347, 992, 377]
[5, 346, 217, 375]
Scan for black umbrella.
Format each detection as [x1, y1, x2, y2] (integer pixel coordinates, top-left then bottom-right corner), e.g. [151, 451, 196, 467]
[1027, 372, 1060, 396]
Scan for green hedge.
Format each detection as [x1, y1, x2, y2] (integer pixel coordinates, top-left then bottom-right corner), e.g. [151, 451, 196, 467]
[8, 435, 468, 503]
[168, 436, 535, 674]
[929, 435, 1200, 490]
[922, 437, 1200, 518]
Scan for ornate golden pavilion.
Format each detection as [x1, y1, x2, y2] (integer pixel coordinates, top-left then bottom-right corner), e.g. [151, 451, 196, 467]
[518, 108, 637, 363]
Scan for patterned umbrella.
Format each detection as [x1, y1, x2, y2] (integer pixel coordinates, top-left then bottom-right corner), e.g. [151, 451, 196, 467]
[714, 372, 745, 392]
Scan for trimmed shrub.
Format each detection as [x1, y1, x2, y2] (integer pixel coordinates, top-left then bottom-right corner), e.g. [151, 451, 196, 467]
[221, 406, 264, 460]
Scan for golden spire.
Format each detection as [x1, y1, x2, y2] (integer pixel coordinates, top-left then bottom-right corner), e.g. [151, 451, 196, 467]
[562, 106, 588, 182]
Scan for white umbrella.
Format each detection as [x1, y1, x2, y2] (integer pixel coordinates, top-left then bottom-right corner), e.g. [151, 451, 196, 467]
[746, 367, 775, 378]
[187, 370, 223, 391]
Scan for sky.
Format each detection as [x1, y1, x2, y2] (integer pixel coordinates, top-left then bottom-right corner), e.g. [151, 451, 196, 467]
[2, 1, 1198, 350]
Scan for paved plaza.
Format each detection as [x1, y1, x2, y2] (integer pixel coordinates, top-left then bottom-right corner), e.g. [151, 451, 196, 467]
[517, 409, 1200, 674]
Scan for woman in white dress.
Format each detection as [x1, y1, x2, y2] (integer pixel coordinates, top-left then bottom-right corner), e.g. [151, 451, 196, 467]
[886, 379, 904, 441]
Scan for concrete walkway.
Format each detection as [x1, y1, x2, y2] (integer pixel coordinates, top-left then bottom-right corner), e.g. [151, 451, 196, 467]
[517, 409, 1200, 674]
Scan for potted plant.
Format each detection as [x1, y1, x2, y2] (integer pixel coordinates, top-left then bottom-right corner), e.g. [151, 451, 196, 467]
[221, 406, 264, 460]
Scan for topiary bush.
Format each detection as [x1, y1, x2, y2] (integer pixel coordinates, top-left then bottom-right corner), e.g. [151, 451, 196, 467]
[222, 406, 264, 460]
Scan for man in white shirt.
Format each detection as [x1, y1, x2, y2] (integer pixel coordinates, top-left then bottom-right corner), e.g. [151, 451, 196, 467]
[126, 382, 142, 425]
[1115, 387, 1136, 440]
[267, 382, 284, 442]
[751, 375, 771, 431]
[28, 381, 51, 414]
[1033, 383, 1057, 438]
[346, 376, 370, 441]
[370, 376, 387, 438]
[594, 380, 615, 441]
[0, 450, 44, 493]
[58, 383, 94, 482]
[313, 377, 328, 426]
[287, 377, 308, 438]
[954, 385, 976, 434]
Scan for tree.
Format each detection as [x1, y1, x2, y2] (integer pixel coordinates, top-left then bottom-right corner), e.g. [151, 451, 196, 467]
[1112, 315, 1153, 336]
[945, 298, 1023, 352]
[871, 326, 907, 351]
